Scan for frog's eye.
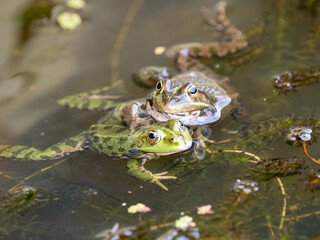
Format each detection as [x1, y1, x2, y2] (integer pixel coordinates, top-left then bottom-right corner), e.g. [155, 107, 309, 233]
[156, 80, 164, 93]
[147, 130, 161, 145]
[178, 121, 186, 131]
[186, 84, 198, 98]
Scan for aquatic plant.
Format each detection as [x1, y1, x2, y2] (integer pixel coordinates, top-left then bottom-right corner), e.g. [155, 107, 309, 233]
[302, 168, 320, 191]
[0, 186, 42, 237]
[0, 186, 40, 225]
[272, 66, 320, 94]
[250, 157, 306, 179]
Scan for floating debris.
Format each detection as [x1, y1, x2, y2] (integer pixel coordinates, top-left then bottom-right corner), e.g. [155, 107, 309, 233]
[95, 223, 138, 239]
[127, 203, 151, 214]
[57, 11, 82, 30]
[272, 67, 320, 94]
[174, 215, 196, 229]
[287, 126, 313, 143]
[232, 179, 259, 195]
[67, 0, 86, 9]
[154, 46, 166, 55]
[197, 204, 214, 215]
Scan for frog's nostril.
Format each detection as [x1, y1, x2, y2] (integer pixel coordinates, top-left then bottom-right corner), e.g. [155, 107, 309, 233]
[169, 138, 175, 143]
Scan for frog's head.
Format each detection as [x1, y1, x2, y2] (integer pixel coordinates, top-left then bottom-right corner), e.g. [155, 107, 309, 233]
[152, 79, 212, 113]
[129, 120, 192, 156]
[146, 77, 232, 126]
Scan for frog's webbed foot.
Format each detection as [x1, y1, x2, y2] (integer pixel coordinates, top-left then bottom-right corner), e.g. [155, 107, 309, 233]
[127, 159, 177, 191]
[0, 133, 88, 161]
[146, 171, 177, 191]
[57, 80, 123, 111]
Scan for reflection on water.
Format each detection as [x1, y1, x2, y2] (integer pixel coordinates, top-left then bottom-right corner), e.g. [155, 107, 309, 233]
[0, 0, 320, 239]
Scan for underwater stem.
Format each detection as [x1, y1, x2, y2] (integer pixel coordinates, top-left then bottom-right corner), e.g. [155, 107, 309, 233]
[8, 158, 68, 192]
[276, 177, 286, 231]
[302, 141, 320, 165]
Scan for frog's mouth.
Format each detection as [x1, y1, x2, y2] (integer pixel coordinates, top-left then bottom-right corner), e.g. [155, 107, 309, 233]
[146, 97, 231, 126]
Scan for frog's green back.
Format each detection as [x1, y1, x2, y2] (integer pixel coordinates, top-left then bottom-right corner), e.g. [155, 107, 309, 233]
[87, 124, 134, 159]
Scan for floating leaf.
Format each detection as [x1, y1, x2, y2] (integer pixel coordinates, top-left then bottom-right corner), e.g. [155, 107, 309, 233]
[127, 203, 151, 214]
[174, 215, 196, 229]
[67, 0, 86, 9]
[57, 11, 82, 30]
[197, 205, 214, 215]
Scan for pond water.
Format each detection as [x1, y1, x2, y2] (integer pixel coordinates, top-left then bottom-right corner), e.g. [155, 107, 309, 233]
[0, 0, 320, 239]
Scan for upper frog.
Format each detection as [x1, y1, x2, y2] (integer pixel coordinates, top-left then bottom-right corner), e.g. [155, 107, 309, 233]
[146, 71, 236, 126]
[0, 120, 192, 190]
[58, 1, 246, 133]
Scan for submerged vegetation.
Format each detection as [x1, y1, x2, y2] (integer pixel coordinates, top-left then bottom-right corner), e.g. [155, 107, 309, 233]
[272, 66, 320, 94]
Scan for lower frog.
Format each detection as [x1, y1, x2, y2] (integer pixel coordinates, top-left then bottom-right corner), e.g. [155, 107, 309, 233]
[0, 120, 192, 191]
[58, 1, 247, 135]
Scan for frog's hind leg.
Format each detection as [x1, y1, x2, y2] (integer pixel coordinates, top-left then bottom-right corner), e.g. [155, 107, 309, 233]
[57, 80, 123, 111]
[0, 133, 88, 161]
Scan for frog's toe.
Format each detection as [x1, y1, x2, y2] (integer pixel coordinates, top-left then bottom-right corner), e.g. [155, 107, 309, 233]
[151, 173, 178, 191]
[154, 180, 169, 191]
[153, 171, 169, 176]
[153, 172, 177, 179]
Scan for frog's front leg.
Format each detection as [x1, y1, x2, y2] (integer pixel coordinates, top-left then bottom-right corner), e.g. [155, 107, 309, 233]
[126, 158, 177, 191]
[117, 100, 155, 134]
[57, 81, 123, 111]
[0, 133, 88, 161]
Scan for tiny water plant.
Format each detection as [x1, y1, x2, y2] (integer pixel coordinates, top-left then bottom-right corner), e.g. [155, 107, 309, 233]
[272, 66, 320, 94]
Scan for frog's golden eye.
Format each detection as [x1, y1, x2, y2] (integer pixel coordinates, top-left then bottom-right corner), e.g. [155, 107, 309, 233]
[186, 84, 198, 98]
[156, 80, 164, 93]
[147, 130, 161, 145]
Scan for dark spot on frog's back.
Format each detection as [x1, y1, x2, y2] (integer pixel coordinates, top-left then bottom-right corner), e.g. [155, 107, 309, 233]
[51, 146, 62, 153]
[120, 137, 126, 142]
[98, 144, 104, 150]
[116, 128, 127, 133]
[105, 137, 111, 141]
[103, 126, 112, 130]
[128, 149, 142, 156]
[107, 145, 113, 150]
[118, 147, 125, 152]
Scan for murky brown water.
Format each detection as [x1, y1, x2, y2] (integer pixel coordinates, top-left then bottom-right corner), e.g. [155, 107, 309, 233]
[0, 0, 320, 239]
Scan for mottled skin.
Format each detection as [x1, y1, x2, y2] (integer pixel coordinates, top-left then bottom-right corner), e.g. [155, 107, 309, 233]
[0, 120, 192, 190]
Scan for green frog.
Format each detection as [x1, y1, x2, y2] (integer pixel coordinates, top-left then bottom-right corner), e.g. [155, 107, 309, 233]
[0, 120, 192, 191]
[58, 2, 246, 134]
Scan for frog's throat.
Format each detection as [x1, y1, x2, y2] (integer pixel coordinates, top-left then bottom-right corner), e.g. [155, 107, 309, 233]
[146, 97, 231, 126]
